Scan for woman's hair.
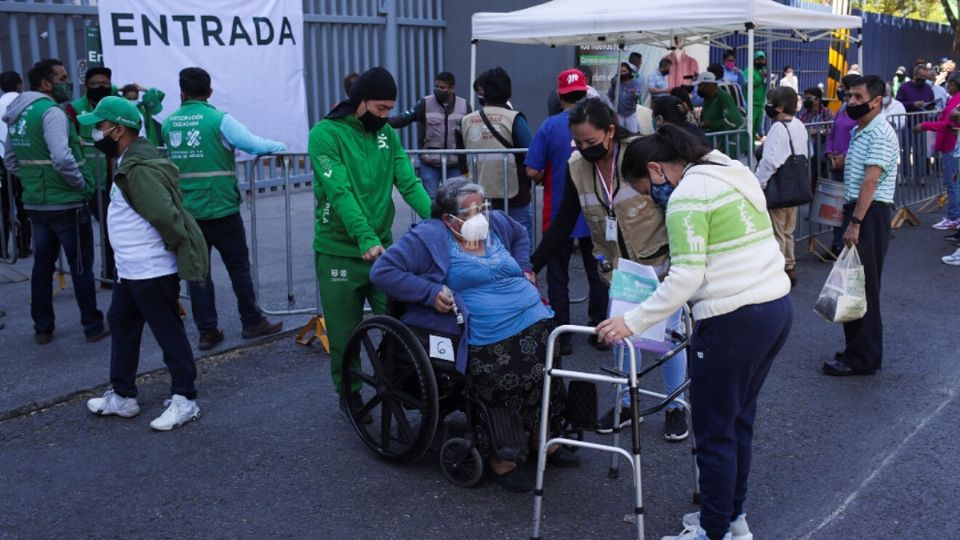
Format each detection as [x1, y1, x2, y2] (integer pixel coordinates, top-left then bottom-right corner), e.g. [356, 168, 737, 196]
[621, 125, 712, 181]
[803, 86, 823, 101]
[768, 86, 798, 115]
[669, 86, 693, 110]
[568, 97, 629, 139]
[431, 179, 485, 219]
[653, 96, 688, 126]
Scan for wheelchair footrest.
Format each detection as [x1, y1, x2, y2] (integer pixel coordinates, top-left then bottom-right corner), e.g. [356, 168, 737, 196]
[486, 407, 528, 463]
[565, 381, 598, 430]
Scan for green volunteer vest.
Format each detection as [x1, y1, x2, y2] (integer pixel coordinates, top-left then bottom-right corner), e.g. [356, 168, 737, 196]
[8, 97, 93, 206]
[161, 100, 238, 220]
[70, 95, 110, 188]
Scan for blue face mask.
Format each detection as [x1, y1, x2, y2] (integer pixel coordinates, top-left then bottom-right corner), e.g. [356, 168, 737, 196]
[651, 178, 676, 208]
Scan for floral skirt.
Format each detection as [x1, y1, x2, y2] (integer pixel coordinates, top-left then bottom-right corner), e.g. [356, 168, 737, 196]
[467, 318, 565, 436]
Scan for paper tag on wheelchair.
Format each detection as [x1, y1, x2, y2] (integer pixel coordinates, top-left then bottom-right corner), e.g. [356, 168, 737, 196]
[429, 335, 455, 362]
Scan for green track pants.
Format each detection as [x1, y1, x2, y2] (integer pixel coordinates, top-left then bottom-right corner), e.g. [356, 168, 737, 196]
[314, 252, 387, 395]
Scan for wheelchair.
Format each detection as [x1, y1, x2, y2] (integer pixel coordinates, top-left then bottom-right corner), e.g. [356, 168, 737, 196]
[340, 300, 590, 487]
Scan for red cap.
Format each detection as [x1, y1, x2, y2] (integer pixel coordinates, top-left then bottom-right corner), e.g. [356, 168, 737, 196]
[557, 69, 588, 95]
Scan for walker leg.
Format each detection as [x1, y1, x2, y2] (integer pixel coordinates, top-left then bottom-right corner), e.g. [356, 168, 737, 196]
[630, 384, 644, 540]
[531, 333, 557, 540]
[609, 344, 624, 479]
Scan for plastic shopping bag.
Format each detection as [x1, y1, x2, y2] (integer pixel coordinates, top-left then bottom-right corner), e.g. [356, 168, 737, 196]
[814, 245, 867, 323]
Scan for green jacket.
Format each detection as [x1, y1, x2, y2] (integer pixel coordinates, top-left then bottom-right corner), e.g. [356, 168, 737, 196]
[113, 138, 209, 282]
[702, 91, 748, 157]
[309, 113, 431, 258]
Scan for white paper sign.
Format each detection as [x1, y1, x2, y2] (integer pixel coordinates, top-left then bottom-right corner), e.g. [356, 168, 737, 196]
[97, 0, 309, 152]
[428, 335, 455, 362]
[608, 258, 668, 346]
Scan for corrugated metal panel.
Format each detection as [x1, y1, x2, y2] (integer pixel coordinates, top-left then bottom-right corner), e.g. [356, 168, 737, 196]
[0, 0, 445, 150]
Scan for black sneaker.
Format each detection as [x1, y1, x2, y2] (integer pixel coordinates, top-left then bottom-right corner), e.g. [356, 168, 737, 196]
[490, 466, 533, 493]
[596, 406, 636, 434]
[546, 446, 581, 468]
[558, 338, 573, 357]
[663, 408, 689, 442]
[946, 231, 960, 245]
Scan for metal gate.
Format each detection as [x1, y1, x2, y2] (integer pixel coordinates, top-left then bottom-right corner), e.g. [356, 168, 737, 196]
[0, 0, 445, 150]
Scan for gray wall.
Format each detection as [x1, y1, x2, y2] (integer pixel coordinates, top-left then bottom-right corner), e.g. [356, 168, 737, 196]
[441, 0, 576, 131]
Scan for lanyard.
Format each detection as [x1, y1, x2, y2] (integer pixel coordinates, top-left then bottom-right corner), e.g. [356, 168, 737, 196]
[592, 143, 619, 215]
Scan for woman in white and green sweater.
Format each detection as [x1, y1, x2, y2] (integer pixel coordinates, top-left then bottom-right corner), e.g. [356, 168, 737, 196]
[595, 126, 793, 540]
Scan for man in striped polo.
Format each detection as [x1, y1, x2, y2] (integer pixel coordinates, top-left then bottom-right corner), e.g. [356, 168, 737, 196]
[822, 75, 899, 377]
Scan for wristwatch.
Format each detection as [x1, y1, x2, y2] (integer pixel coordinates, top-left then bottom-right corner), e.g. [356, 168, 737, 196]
[850, 216, 863, 225]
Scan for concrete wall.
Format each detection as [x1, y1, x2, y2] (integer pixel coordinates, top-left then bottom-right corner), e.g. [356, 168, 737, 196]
[442, 0, 576, 131]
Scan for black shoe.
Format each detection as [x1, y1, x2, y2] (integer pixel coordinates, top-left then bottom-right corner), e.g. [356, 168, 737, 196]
[546, 446, 581, 468]
[35, 332, 53, 345]
[490, 466, 533, 493]
[785, 268, 798, 287]
[339, 392, 373, 424]
[596, 406, 635, 434]
[663, 408, 689, 442]
[99, 281, 114, 290]
[557, 338, 573, 357]
[822, 358, 876, 376]
[85, 326, 111, 343]
[198, 329, 225, 351]
[947, 231, 960, 245]
[241, 318, 283, 339]
[587, 334, 612, 352]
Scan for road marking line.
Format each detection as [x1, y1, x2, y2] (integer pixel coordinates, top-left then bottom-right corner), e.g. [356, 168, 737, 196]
[799, 385, 958, 539]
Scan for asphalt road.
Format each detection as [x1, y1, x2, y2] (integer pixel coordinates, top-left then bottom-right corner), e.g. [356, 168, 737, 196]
[1, 211, 958, 539]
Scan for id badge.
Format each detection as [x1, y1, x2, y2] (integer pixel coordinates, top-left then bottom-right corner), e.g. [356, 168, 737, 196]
[605, 216, 618, 242]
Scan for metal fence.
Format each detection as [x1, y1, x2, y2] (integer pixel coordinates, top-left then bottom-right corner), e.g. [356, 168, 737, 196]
[0, 0, 445, 151]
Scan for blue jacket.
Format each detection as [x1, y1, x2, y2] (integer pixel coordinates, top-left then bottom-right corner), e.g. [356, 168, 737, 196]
[370, 211, 532, 373]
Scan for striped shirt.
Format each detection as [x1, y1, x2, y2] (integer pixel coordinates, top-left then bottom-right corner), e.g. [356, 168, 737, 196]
[844, 113, 900, 203]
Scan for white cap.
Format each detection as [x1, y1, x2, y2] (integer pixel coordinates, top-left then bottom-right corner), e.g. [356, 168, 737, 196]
[693, 72, 718, 85]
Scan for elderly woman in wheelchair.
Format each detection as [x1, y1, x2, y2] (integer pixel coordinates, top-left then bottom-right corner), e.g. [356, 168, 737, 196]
[366, 179, 579, 492]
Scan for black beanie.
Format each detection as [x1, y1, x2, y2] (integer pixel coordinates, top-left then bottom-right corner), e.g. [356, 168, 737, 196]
[348, 67, 397, 104]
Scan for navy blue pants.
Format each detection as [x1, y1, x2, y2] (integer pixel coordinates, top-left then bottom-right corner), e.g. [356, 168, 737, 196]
[545, 236, 609, 340]
[28, 208, 104, 336]
[690, 295, 793, 540]
[109, 273, 197, 399]
[188, 212, 264, 332]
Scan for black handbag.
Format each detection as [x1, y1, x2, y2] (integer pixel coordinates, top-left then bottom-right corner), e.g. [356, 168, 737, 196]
[764, 121, 812, 209]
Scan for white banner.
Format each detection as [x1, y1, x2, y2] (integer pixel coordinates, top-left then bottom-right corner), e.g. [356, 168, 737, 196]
[97, 0, 308, 152]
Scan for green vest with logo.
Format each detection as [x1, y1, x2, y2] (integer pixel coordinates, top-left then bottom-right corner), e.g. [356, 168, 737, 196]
[8, 97, 94, 206]
[161, 100, 238, 221]
[69, 95, 110, 188]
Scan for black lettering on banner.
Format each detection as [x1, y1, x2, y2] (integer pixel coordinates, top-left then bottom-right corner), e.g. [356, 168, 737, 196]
[171, 15, 196, 46]
[142, 14, 169, 46]
[112, 13, 136, 46]
[201, 15, 225, 46]
[253, 17, 274, 45]
[229, 16, 253, 46]
[278, 17, 296, 45]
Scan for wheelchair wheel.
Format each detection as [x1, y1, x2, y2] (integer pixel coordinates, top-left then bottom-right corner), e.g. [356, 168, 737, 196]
[439, 437, 483, 487]
[342, 315, 439, 464]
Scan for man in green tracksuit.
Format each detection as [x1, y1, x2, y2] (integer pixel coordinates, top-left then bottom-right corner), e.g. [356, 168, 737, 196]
[308, 67, 431, 414]
[696, 72, 748, 159]
[746, 50, 769, 138]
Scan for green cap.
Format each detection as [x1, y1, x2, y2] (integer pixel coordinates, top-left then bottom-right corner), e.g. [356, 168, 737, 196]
[754, 50, 766, 59]
[77, 96, 142, 129]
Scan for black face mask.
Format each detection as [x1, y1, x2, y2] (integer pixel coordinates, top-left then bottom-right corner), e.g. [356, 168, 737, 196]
[434, 89, 450, 102]
[660, 70, 670, 76]
[359, 110, 388, 132]
[845, 101, 872, 120]
[94, 135, 119, 158]
[619, 74, 632, 82]
[764, 103, 779, 119]
[896, 74, 906, 81]
[580, 138, 609, 163]
[86, 86, 112, 104]
[803, 99, 815, 109]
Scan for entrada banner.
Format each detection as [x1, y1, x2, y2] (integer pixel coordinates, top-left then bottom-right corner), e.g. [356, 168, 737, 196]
[97, 0, 309, 152]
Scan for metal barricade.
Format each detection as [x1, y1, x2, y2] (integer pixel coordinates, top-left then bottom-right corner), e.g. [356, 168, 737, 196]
[705, 128, 750, 164]
[1, 168, 22, 265]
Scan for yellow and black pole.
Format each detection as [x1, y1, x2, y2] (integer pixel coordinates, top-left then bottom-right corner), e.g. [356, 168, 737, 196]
[827, 0, 853, 112]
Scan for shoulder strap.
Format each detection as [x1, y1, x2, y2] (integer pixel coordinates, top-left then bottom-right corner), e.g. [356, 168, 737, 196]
[478, 108, 513, 149]
[779, 120, 797, 156]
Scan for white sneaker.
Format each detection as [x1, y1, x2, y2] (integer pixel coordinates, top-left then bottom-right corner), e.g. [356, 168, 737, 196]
[87, 390, 140, 418]
[682, 512, 753, 540]
[661, 524, 718, 540]
[932, 218, 960, 230]
[149, 394, 200, 431]
[942, 249, 960, 266]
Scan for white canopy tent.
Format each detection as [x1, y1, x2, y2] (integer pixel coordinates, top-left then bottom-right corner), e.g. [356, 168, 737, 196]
[470, 0, 863, 148]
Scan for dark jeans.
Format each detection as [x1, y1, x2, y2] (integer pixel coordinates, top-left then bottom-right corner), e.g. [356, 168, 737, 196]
[188, 212, 263, 332]
[28, 207, 104, 336]
[88, 183, 116, 281]
[690, 295, 793, 540]
[0, 165, 31, 257]
[545, 236, 609, 343]
[841, 203, 892, 372]
[109, 273, 197, 399]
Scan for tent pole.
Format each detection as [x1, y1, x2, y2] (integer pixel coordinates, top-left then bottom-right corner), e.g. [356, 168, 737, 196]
[857, 29, 863, 71]
[613, 42, 625, 127]
[747, 25, 755, 168]
[470, 40, 478, 107]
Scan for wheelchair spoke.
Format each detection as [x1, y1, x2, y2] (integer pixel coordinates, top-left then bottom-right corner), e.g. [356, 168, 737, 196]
[391, 389, 425, 411]
[385, 397, 415, 443]
[345, 367, 377, 387]
[362, 333, 385, 377]
[357, 393, 382, 420]
[380, 401, 394, 452]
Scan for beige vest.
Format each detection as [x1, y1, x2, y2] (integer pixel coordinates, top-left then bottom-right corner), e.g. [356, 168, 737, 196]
[460, 106, 519, 200]
[567, 138, 669, 280]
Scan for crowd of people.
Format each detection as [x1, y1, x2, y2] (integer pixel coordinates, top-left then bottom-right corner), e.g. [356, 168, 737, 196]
[0, 45, 955, 540]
